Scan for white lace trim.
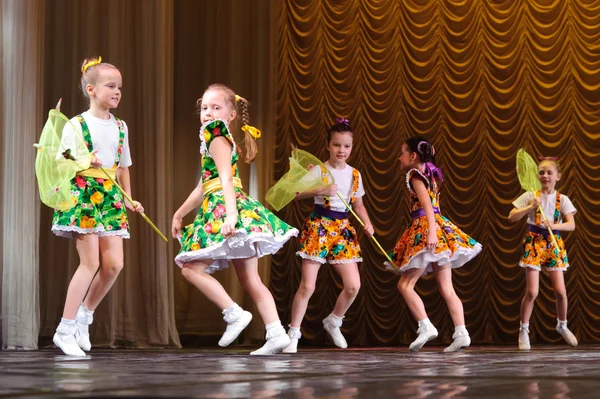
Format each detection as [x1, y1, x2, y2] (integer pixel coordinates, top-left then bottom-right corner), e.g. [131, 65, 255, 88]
[52, 224, 130, 239]
[199, 119, 237, 158]
[175, 228, 299, 274]
[329, 258, 363, 264]
[296, 252, 327, 264]
[296, 252, 363, 265]
[405, 168, 430, 192]
[520, 262, 569, 272]
[385, 243, 482, 275]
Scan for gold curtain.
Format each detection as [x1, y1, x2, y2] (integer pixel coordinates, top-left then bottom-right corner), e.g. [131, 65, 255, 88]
[272, 0, 600, 345]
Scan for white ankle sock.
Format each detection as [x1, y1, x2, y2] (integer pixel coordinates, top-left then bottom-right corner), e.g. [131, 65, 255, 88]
[418, 318, 432, 328]
[288, 326, 301, 333]
[222, 303, 242, 315]
[266, 320, 283, 331]
[454, 325, 468, 335]
[77, 305, 94, 324]
[82, 306, 94, 317]
[265, 320, 285, 339]
[329, 313, 344, 323]
[557, 319, 568, 328]
[56, 318, 76, 335]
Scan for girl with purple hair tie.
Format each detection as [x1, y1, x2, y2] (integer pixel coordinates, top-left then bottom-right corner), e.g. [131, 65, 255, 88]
[385, 135, 482, 352]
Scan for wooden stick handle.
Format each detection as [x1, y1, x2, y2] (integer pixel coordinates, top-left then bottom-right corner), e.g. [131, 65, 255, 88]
[537, 205, 560, 250]
[335, 193, 394, 264]
[100, 167, 168, 242]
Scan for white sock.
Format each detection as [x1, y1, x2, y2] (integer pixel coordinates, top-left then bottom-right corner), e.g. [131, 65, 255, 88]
[56, 318, 76, 334]
[266, 320, 283, 331]
[222, 303, 242, 315]
[288, 326, 301, 333]
[329, 313, 344, 323]
[520, 322, 529, 331]
[265, 320, 285, 339]
[77, 305, 94, 324]
[418, 318, 432, 328]
[82, 306, 94, 317]
[454, 325, 468, 335]
[557, 319, 568, 328]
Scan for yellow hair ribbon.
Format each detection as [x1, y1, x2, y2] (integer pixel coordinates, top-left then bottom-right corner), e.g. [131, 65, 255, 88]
[241, 125, 261, 139]
[82, 56, 102, 73]
[235, 94, 243, 103]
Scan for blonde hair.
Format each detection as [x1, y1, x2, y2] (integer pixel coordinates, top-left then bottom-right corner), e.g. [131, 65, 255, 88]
[79, 56, 119, 100]
[539, 159, 562, 174]
[196, 83, 258, 163]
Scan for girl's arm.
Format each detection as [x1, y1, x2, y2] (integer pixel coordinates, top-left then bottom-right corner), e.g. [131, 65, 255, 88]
[543, 212, 575, 232]
[295, 184, 337, 200]
[412, 177, 437, 249]
[210, 137, 238, 236]
[351, 196, 374, 236]
[172, 178, 204, 238]
[116, 167, 143, 212]
[174, 179, 204, 220]
[508, 197, 539, 223]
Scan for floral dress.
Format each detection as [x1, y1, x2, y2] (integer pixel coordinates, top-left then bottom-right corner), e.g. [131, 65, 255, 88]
[52, 115, 129, 239]
[175, 119, 298, 273]
[296, 164, 363, 264]
[385, 168, 481, 274]
[519, 191, 570, 271]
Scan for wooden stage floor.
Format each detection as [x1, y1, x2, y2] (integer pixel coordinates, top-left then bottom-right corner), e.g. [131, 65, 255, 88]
[1, 346, 599, 398]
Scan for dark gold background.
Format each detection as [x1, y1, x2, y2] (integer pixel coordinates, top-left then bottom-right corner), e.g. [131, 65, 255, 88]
[271, 0, 600, 345]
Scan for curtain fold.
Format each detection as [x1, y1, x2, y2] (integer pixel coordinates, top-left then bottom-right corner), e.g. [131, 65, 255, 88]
[1, 0, 45, 349]
[272, 0, 600, 345]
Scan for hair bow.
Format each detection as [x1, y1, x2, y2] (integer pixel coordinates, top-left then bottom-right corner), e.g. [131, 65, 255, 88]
[241, 125, 261, 139]
[336, 118, 350, 125]
[82, 57, 102, 73]
[422, 162, 443, 182]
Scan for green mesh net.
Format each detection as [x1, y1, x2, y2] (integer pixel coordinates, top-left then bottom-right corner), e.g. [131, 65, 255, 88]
[34, 109, 90, 211]
[266, 148, 332, 211]
[516, 148, 541, 193]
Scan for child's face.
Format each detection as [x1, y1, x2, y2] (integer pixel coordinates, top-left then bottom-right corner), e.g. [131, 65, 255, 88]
[200, 90, 236, 124]
[538, 161, 560, 190]
[326, 131, 353, 163]
[88, 68, 122, 110]
[399, 144, 418, 169]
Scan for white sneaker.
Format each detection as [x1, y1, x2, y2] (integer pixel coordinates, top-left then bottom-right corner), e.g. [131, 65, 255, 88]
[322, 314, 348, 349]
[283, 327, 302, 353]
[250, 327, 291, 356]
[556, 322, 578, 347]
[218, 309, 253, 347]
[518, 326, 531, 350]
[53, 322, 86, 357]
[444, 331, 471, 352]
[76, 305, 92, 351]
[409, 321, 438, 352]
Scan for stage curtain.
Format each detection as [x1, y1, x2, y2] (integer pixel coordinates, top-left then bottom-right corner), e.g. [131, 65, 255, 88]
[1, 0, 44, 349]
[272, 0, 600, 345]
[0, 0, 278, 348]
